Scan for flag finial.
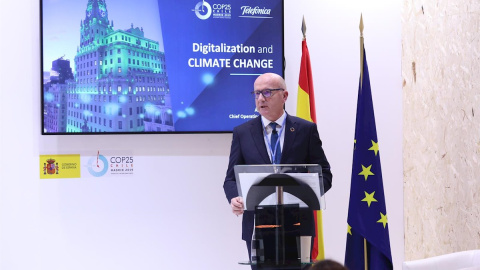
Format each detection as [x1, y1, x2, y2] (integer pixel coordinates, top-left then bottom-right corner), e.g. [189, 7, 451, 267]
[359, 13, 364, 37]
[301, 16, 307, 40]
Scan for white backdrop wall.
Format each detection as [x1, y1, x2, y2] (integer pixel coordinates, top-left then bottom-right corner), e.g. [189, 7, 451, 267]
[0, 0, 403, 269]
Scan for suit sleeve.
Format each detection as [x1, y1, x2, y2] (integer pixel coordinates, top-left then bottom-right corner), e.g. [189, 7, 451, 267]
[309, 123, 333, 193]
[223, 127, 245, 203]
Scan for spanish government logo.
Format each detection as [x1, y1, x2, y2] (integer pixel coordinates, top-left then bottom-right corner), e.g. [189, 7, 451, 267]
[40, 154, 81, 179]
[44, 158, 59, 175]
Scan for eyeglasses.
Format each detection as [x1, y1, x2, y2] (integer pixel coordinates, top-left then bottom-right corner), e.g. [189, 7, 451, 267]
[251, 88, 284, 99]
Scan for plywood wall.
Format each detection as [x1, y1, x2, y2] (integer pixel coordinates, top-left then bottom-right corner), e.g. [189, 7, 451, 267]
[402, 0, 480, 260]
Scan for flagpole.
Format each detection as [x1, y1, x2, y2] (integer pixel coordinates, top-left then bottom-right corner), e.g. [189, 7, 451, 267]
[359, 14, 368, 270]
[359, 14, 364, 92]
[364, 239, 368, 270]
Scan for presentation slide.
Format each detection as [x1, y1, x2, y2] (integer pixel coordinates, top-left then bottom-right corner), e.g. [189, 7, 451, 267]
[42, 0, 284, 134]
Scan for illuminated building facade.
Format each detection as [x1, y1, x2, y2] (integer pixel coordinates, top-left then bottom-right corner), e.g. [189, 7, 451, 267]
[54, 0, 173, 133]
[43, 57, 73, 133]
[44, 83, 69, 133]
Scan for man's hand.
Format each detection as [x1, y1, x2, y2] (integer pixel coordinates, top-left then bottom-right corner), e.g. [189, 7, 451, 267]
[230, 197, 244, 216]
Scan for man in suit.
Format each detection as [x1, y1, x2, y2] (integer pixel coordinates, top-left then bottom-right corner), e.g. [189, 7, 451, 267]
[223, 73, 333, 269]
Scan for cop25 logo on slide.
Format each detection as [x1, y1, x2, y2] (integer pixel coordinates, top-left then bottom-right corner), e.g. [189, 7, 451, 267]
[192, 0, 231, 20]
[192, 0, 212, 19]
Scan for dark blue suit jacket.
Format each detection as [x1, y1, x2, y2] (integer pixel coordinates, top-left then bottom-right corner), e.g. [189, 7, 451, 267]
[223, 114, 332, 241]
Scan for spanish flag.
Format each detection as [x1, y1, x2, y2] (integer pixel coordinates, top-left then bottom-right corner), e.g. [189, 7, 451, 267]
[296, 32, 324, 261]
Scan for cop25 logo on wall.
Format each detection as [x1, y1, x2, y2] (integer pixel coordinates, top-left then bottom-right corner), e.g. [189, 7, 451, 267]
[85, 151, 135, 177]
[87, 151, 109, 177]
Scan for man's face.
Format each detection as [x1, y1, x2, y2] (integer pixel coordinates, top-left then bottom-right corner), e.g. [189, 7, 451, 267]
[254, 74, 288, 121]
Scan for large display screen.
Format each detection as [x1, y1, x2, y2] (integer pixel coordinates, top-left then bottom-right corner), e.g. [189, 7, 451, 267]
[41, 0, 284, 134]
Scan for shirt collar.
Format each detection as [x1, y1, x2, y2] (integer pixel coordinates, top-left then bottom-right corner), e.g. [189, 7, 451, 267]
[261, 111, 286, 130]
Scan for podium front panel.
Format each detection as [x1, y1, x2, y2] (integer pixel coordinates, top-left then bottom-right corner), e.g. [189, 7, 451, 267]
[234, 164, 326, 211]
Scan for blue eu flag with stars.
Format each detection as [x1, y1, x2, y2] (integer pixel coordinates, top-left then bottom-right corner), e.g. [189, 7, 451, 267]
[344, 47, 393, 270]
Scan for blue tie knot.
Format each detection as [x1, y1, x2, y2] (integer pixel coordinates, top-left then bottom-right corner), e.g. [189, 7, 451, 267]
[269, 122, 277, 133]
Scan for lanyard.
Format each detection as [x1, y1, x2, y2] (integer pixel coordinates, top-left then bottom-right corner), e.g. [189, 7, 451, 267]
[262, 117, 286, 164]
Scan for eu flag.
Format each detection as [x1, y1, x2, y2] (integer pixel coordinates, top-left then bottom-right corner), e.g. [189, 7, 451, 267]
[344, 47, 393, 270]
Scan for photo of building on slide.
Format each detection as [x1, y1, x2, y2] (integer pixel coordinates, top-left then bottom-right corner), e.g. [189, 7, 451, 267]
[43, 0, 173, 133]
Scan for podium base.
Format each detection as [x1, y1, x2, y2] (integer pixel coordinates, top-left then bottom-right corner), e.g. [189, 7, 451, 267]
[254, 204, 300, 269]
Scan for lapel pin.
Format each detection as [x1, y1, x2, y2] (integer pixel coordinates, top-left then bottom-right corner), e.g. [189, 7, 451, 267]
[290, 127, 295, 132]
